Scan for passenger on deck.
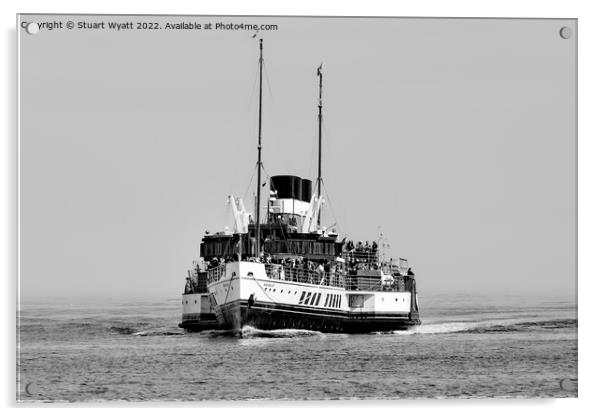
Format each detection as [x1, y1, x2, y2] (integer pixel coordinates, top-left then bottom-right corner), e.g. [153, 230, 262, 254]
[317, 263, 325, 285]
[346, 240, 354, 252]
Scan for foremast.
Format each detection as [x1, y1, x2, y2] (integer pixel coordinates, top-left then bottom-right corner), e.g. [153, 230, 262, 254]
[255, 39, 264, 257]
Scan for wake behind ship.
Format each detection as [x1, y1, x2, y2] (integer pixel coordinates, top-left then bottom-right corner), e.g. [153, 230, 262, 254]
[179, 39, 420, 334]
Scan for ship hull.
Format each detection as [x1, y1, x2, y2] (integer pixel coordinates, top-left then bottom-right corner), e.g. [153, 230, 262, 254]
[208, 261, 421, 334]
[217, 299, 420, 333]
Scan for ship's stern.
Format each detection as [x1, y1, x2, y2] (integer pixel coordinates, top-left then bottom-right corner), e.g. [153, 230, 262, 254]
[178, 293, 219, 331]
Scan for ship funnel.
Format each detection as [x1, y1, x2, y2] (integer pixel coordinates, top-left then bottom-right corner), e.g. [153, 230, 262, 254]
[268, 175, 312, 217]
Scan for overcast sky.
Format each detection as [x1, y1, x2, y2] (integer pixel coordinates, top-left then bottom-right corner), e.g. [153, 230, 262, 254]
[19, 15, 576, 299]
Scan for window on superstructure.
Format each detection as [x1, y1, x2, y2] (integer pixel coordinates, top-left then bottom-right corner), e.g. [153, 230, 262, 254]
[299, 291, 306, 304]
[304, 293, 312, 305]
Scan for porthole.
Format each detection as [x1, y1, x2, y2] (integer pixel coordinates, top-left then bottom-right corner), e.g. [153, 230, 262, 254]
[185, 300, 188, 304]
[195, 300, 197, 304]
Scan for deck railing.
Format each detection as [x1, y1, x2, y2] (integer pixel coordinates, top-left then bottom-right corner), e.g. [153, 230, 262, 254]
[205, 261, 407, 292]
[342, 250, 379, 264]
[207, 263, 226, 284]
[264, 264, 405, 292]
[264, 264, 340, 286]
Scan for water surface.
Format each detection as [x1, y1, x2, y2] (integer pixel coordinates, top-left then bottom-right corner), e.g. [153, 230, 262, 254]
[17, 293, 577, 401]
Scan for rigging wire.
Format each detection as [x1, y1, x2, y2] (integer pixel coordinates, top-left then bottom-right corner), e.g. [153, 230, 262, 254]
[242, 164, 257, 202]
[321, 112, 332, 172]
[320, 180, 345, 237]
[261, 58, 275, 101]
[247, 60, 261, 111]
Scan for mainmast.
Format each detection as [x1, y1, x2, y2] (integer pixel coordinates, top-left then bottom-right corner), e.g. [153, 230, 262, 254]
[317, 64, 323, 227]
[255, 39, 264, 258]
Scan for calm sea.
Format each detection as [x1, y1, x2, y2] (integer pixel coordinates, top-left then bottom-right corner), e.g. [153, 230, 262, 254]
[17, 293, 577, 402]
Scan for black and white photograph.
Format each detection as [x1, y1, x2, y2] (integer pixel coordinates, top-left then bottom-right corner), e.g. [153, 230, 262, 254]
[15, 11, 577, 403]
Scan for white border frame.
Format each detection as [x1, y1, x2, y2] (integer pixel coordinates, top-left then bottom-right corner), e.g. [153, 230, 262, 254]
[4, 1, 599, 414]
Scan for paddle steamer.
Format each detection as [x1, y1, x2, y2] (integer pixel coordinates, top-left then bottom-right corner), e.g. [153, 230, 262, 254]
[179, 39, 420, 333]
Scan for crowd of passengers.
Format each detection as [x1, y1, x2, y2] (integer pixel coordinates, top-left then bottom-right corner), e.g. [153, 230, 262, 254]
[210, 255, 336, 273]
[207, 244, 382, 277]
[343, 239, 379, 254]
[204, 250, 410, 289]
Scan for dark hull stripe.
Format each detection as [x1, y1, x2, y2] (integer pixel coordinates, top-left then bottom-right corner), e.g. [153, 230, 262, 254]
[216, 300, 421, 333]
[219, 299, 350, 318]
[218, 299, 414, 319]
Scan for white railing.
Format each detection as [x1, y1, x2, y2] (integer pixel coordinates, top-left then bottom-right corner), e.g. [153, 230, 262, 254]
[264, 264, 337, 286]
[342, 250, 379, 264]
[207, 263, 226, 284]
[263, 264, 407, 292]
[206, 261, 408, 292]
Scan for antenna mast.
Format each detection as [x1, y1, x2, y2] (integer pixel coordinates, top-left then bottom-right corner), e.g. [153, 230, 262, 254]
[255, 39, 264, 258]
[317, 64, 323, 227]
